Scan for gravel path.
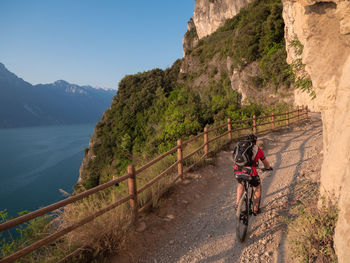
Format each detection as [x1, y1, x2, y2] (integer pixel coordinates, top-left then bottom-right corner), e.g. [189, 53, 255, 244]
[110, 114, 323, 263]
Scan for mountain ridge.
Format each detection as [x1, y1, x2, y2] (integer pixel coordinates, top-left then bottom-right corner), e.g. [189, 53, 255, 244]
[0, 63, 115, 128]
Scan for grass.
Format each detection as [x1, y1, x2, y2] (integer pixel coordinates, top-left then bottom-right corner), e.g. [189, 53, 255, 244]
[56, 191, 133, 261]
[136, 153, 178, 209]
[286, 181, 338, 263]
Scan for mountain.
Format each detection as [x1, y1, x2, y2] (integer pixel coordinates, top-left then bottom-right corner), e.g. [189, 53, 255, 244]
[0, 63, 115, 128]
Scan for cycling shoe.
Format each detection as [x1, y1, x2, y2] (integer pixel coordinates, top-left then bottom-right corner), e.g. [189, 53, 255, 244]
[252, 208, 261, 216]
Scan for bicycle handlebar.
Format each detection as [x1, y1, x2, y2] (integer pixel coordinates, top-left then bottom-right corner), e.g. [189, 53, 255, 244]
[260, 167, 273, 171]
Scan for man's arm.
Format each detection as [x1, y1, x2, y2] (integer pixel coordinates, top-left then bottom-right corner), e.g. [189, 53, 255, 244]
[257, 147, 273, 170]
[262, 158, 272, 169]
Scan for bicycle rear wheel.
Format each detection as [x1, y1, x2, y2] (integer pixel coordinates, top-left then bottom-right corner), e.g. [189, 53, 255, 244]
[236, 195, 248, 242]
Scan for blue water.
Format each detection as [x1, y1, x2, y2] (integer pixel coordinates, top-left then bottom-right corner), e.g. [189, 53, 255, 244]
[0, 124, 95, 217]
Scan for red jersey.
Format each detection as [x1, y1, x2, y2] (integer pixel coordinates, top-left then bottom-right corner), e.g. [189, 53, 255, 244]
[234, 145, 265, 176]
[251, 146, 265, 176]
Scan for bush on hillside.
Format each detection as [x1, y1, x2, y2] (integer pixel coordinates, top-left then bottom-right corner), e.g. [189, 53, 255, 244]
[80, 59, 268, 189]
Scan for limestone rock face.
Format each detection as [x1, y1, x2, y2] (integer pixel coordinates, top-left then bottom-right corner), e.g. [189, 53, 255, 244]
[183, 0, 252, 55]
[282, 0, 350, 261]
[182, 18, 199, 56]
[229, 61, 293, 105]
[193, 0, 252, 39]
[230, 61, 261, 103]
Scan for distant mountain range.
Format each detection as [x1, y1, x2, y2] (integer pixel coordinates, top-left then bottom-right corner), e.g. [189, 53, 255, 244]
[0, 63, 115, 128]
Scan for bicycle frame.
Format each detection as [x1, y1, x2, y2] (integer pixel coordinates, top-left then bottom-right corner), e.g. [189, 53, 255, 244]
[236, 178, 256, 242]
[243, 180, 255, 219]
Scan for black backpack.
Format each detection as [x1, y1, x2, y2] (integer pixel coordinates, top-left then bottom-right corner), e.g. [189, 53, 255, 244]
[232, 140, 254, 167]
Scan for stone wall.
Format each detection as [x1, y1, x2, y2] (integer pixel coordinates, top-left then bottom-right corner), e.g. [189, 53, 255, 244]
[282, 0, 350, 261]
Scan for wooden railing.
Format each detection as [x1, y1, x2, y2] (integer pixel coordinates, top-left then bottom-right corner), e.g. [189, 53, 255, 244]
[0, 106, 309, 263]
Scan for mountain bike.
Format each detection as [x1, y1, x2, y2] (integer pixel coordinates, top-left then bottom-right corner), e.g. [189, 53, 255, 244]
[235, 167, 272, 242]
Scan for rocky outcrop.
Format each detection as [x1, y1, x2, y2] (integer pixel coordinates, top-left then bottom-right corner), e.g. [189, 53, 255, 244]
[282, 0, 350, 261]
[183, 0, 252, 55]
[182, 18, 199, 56]
[293, 89, 319, 111]
[193, 0, 252, 39]
[229, 61, 293, 105]
[180, 47, 293, 105]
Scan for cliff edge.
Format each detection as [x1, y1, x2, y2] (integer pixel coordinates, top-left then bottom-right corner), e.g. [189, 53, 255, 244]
[282, 0, 350, 261]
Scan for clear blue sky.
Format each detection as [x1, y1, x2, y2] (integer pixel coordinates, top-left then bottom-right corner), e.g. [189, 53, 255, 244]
[0, 1, 194, 89]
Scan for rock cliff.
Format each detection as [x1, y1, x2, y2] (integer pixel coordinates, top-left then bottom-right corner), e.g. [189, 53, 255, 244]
[182, 18, 199, 57]
[183, 0, 252, 55]
[193, 0, 252, 39]
[282, 0, 350, 261]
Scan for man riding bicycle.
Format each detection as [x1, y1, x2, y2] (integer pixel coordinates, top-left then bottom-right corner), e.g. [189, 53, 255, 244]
[234, 134, 272, 215]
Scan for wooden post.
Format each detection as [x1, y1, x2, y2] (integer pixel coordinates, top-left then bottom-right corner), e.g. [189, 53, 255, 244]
[227, 118, 232, 141]
[302, 105, 305, 119]
[204, 127, 208, 156]
[177, 139, 183, 179]
[297, 106, 300, 122]
[286, 110, 289, 127]
[305, 105, 309, 119]
[272, 113, 275, 129]
[253, 115, 256, 133]
[127, 164, 138, 225]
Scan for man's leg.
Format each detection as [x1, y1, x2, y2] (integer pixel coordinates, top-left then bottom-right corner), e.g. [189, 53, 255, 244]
[253, 183, 261, 212]
[236, 182, 244, 207]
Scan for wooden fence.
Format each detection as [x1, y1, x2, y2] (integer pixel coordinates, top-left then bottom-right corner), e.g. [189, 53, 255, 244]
[0, 106, 309, 263]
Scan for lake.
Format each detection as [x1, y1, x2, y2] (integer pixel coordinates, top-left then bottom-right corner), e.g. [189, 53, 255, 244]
[0, 124, 95, 217]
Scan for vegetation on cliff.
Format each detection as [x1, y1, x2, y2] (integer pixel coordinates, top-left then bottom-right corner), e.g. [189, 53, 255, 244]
[79, 0, 295, 190]
[186, 0, 293, 89]
[290, 40, 315, 99]
[80, 61, 259, 189]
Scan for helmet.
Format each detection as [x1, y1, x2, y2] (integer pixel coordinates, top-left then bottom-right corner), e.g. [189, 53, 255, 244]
[245, 133, 257, 143]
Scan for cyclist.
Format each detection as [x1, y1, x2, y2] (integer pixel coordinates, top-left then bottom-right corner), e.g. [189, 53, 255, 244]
[234, 134, 272, 215]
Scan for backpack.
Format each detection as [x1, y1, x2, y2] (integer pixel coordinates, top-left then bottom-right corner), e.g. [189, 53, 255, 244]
[232, 140, 254, 167]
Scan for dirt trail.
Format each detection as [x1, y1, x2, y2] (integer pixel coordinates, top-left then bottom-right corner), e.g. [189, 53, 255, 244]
[110, 114, 323, 263]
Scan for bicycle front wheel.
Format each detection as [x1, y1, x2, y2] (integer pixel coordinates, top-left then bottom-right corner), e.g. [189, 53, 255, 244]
[236, 195, 248, 242]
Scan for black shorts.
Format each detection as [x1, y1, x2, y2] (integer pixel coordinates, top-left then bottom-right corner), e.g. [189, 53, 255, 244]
[237, 175, 261, 187]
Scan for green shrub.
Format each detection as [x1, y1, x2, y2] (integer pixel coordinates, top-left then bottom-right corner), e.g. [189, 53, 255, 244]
[259, 43, 293, 89]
